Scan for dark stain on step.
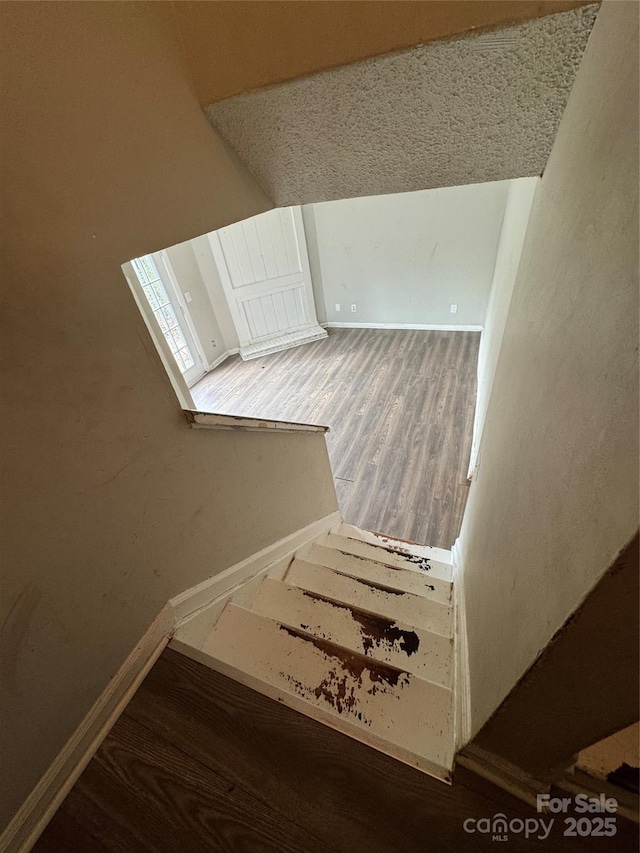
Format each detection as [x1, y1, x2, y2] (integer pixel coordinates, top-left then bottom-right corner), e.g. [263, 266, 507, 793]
[314, 667, 359, 715]
[350, 577, 406, 596]
[403, 554, 433, 572]
[280, 671, 371, 724]
[339, 546, 432, 574]
[370, 531, 419, 549]
[350, 610, 420, 657]
[299, 591, 419, 657]
[337, 550, 402, 571]
[279, 626, 410, 716]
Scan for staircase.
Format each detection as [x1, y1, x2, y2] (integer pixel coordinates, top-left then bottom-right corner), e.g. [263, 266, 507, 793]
[173, 521, 456, 782]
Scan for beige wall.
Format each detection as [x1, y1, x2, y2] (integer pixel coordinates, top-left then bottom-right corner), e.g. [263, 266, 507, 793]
[174, 0, 592, 105]
[459, 0, 639, 738]
[0, 1, 337, 830]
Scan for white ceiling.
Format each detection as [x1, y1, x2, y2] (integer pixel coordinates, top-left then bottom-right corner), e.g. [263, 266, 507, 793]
[205, 5, 599, 206]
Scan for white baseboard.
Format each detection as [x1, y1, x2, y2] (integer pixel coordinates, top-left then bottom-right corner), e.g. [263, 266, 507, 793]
[170, 510, 341, 624]
[203, 347, 239, 374]
[1, 604, 173, 853]
[451, 537, 472, 751]
[325, 322, 483, 332]
[0, 509, 342, 853]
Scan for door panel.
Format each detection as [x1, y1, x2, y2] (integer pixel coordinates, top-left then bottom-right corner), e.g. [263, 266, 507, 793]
[239, 283, 310, 342]
[209, 206, 326, 359]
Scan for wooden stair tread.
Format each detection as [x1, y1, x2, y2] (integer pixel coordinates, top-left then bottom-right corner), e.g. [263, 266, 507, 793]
[308, 541, 452, 605]
[172, 517, 456, 784]
[338, 523, 453, 569]
[200, 603, 454, 779]
[286, 559, 453, 638]
[252, 577, 453, 687]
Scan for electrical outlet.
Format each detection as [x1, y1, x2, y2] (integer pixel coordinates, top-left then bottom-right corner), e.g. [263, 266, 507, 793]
[450, 304, 458, 314]
[184, 290, 193, 303]
[351, 303, 357, 312]
[211, 339, 217, 348]
[335, 303, 341, 312]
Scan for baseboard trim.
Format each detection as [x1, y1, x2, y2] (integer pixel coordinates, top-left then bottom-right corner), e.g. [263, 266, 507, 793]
[205, 349, 236, 372]
[1, 604, 173, 853]
[170, 510, 342, 625]
[325, 322, 483, 332]
[456, 744, 550, 808]
[1, 509, 342, 853]
[451, 538, 472, 751]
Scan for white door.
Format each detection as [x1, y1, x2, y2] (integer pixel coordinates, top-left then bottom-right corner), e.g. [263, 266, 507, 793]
[209, 206, 326, 360]
[130, 252, 205, 387]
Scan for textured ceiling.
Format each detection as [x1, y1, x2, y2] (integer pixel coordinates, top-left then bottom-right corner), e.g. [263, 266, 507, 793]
[205, 5, 599, 206]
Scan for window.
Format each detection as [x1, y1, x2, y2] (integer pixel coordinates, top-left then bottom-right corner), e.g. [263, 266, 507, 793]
[131, 254, 197, 375]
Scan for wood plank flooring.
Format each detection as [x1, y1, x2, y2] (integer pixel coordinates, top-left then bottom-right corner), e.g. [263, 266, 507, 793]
[192, 329, 479, 548]
[34, 648, 639, 853]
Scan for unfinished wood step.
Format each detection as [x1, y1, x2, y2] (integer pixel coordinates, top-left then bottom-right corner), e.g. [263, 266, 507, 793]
[323, 531, 453, 583]
[307, 542, 452, 606]
[251, 577, 453, 687]
[339, 522, 453, 569]
[200, 603, 454, 779]
[286, 559, 453, 638]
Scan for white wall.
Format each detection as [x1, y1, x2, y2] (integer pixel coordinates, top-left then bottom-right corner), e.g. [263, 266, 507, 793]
[468, 177, 539, 476]
[191, 234, 241, 352]
[165, 241, 226, 367]
[167, 185, 511, 354]
[166, 237, 242, 358]
[458, 0, 639, 739]
[301, 205, 328, 325]
[305, 181, 510, 327]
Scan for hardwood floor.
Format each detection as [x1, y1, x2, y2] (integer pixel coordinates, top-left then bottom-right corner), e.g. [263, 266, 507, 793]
[34, 648, 638, 853]
[192, 329, 479, 549]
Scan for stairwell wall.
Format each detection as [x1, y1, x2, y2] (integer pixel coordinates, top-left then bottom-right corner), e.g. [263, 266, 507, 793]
[468, 177, 539, 477]
[457, 0, 639, 739]
[0, 1, 337, 832]
[174, 0, 593, 106]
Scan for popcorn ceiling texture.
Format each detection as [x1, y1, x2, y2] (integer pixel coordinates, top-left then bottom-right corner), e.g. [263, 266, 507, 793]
[205, 5, 599, 206]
